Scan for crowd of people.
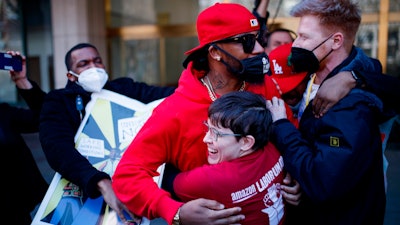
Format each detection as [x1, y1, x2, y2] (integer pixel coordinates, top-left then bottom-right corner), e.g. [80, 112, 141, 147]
[113, 1, 399, 225]
[4, 1, 400, 225]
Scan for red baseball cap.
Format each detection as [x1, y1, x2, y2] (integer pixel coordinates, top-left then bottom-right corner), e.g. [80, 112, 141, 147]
[269, 43, 308, 94]
[185, 3, 260, 55]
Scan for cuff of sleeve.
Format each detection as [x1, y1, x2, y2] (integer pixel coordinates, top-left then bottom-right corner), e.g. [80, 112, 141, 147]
[273, 118, 291, 125]
[156, 195, 184, 225]
[86, 172, 111, 198]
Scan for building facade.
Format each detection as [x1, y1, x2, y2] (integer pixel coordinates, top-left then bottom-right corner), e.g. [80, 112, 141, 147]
[1, 0, 399, 105]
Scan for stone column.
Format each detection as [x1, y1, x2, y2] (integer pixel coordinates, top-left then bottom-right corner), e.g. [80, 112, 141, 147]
[51, 0, 106, 89]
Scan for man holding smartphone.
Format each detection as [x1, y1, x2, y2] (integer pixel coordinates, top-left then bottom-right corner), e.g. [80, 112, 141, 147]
[1, 51, 48, 225]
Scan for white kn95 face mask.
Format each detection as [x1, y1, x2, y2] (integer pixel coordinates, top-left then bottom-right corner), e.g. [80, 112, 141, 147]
[69, 67, 108, 93]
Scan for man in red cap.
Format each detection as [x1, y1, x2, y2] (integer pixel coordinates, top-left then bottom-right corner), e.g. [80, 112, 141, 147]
[269, 43, 309, 126]
[113, 3, 301, 225]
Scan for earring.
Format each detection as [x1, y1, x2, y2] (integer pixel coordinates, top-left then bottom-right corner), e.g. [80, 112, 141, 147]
[216, 56, 221, 61]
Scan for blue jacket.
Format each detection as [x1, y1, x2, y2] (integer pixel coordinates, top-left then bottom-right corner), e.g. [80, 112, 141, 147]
[272, 47, 387, 225]
[39, 77, 175, 198]
[334, 46, 400, 114]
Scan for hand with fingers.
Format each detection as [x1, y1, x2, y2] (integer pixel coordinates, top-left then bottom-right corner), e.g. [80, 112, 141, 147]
[313, 71, 356, 118]
[281, 173, 302, 206]
[266, 97, 287, 122]
[179, 198, 244, 225]
[7, 51, 32, 89]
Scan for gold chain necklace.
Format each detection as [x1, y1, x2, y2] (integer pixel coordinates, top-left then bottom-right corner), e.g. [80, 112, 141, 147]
[201, 76, 246, 101]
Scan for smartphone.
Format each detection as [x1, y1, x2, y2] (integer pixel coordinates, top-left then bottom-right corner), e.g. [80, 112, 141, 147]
[0, 52, 22, 71]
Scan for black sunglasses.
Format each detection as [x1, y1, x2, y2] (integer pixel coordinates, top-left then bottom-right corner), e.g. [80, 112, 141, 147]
[214, 33, 258, 54]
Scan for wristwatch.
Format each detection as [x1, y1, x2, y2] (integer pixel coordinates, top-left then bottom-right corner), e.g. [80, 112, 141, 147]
[172, 207, 181, 225]
[351, 70, 364, 88]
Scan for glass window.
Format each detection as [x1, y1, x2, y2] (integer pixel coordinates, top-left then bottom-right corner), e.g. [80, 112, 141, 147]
[107, 0, 200, 85]
[109, 35, 198, 86]
[355, 23, 379, 58]
[0, 0, 23, 103]
[360, 0, 380, 13]
[0, 0, 52, 104]
[108, 0, 199, 27]
[389, 0, 400, 12]
[108, 0, 157, 27]
[387, 23, 400, 78]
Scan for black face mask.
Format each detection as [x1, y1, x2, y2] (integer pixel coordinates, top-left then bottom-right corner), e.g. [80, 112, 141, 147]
[289, 47, 320, 74]
[211, 44, 270, 84]
[289, 34, 334, 74]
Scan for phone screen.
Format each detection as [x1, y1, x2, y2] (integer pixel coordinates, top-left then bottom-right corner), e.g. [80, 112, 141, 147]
[0, 53, 22, 71]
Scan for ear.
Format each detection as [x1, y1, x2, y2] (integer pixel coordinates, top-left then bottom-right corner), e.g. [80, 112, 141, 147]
[240, 135, 255, 153]
[208, 45, 222, 61]
[66, 72, 77, 82]
[331, 32, 344, 50]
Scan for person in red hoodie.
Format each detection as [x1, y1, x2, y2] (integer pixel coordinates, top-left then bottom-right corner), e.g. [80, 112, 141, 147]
[112, 3, 362, 225]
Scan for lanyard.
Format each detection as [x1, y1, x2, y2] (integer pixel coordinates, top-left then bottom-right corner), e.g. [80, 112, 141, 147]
[305, 73, 316, 107]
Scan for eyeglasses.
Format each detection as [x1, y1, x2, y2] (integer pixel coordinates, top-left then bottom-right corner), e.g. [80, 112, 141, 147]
[215, 33, 258, 54]
[203, 121, 242, 142]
